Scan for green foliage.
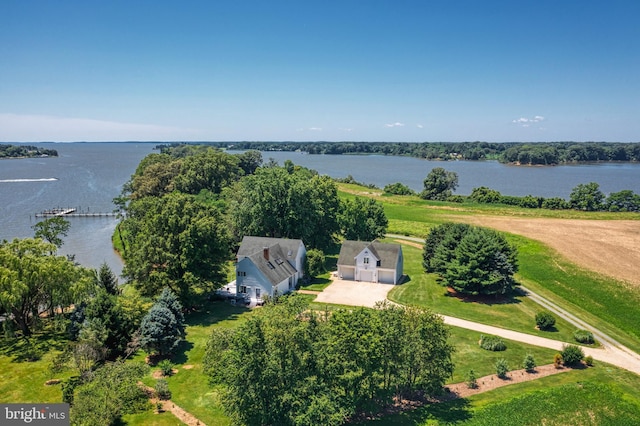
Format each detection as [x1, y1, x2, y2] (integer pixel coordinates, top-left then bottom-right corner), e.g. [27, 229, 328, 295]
[158, 359, 174, 376]
[421, 167, 459, 200]
[204, 296, 454, 424]
[523, 353, 536, 372]
[424, 223, 518, 295]
[606, 189, 640, 212]
[304, 248, 326, 279]
[155, 287, 185, 339]
[469, 186, 502, 204]
[570, 182, 605, 211]
[339, 197, 388, 241]
[573, 329, 595, 344]
[234, 149, 263, 175]
[495, 358, 509, 379]
[155, 379, 172, 400]
[479, 335, 507, 351]
[383, 182, 415, 196]
[32, 217, 70, 248]
[83, 290, 135, 360]
[121, 192, 231, 301]
[226, 165, 340, 251]
[139, 304, 182, 357]
[95, 262, 119, 295]
[561, 344, 585, 366]
[70, 361, 149, 426]
[585, 355, 594, 366]
[535, 311, 556, 330]
[0, 238, 95, 336]
[465, 369, 478, 389]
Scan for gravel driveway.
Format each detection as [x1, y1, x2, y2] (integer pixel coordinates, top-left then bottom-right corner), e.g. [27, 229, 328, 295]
[314, 278, 395, 307]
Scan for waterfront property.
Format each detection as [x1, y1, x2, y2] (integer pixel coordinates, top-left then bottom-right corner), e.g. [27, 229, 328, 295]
[235, 236, 306, 303]
[337, 240, 404, 284]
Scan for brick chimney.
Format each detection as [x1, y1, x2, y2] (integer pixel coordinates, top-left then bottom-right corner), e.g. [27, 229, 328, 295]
[263, 247, 269, 260]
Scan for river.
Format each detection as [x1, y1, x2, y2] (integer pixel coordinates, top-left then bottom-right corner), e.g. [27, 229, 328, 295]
[1, 142, 639, 277]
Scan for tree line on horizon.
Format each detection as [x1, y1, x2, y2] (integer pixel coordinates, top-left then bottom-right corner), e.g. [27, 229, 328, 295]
[158, 141, 640, 165]
[0, 144, 58, 158]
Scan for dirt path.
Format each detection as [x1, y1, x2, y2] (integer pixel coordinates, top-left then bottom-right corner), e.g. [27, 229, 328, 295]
[452, 216, 640, 287]
[139, 382, 206, 426]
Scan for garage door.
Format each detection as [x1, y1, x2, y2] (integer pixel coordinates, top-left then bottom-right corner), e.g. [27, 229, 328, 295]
[359, 270, 374, 282]
[379, 270, 395, 284]
[340, 266, 355, 280]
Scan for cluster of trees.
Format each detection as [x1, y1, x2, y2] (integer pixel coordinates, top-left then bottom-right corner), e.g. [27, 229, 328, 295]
[164, 141, 640, 164]
[386, 166, 640, 213]
[423, 223, 519, 296]
[118, 146, 389, 301]
[0, 144, 58, 158]
[469, 183, 640, 212]
[204, 296, 454, 425]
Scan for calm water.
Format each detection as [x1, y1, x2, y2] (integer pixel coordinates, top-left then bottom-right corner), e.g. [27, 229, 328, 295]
[0, 143, 155, 276]
[256, 151, 640, 199]
[2, 143, 639, 276]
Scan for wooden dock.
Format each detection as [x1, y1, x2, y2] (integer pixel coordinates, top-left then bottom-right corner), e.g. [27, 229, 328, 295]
[35, 208, 117, 218]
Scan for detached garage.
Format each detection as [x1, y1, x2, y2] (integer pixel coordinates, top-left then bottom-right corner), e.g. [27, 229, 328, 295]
[337, 240, 403, 285]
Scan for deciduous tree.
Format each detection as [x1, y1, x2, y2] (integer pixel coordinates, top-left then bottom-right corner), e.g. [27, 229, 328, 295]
[421, 167, 458, 200]
[339, 197, 388, 241]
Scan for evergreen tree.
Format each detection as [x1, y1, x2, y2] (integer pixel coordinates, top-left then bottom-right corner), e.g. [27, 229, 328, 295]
[155, 287, 185, 338]
[96, 262, 119, 295]
[139, 304, 182, 357]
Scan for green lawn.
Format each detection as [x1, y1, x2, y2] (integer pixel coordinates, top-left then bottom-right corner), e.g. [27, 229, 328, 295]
[387, 244, 583, 345]
[364, 365, 640, 425]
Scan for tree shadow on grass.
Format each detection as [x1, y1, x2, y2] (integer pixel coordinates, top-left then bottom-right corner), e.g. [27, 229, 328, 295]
[362, 398, 472, 425]
[445, 287, 523, 306]
[171, 339, 195, 365]
[0, 328, 68, 363]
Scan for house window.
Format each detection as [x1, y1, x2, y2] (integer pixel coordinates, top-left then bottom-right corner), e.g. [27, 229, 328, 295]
[376, 260, 381, 267]
[237, 271, 246, 277]
[240, 286, 247, 294]
[364, 257, 369, 264]
[256, 288, 261, 298]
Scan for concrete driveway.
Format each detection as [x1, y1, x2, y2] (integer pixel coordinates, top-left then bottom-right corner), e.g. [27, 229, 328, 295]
[314, 278, 395, 307]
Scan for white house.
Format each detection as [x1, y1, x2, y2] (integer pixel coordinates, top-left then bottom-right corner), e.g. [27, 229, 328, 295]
[235, 236, 306, 302]
[337, 240, 403, 284]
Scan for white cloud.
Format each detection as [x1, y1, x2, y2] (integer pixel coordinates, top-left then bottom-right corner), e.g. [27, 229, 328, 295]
[0, 113, 200, 142]
[416, 124, 424, 129]
[308, 127, 323, 131]
[385, 122, 405, 128]
[512, 115, 545, 127]
[340, 128, 353, 132]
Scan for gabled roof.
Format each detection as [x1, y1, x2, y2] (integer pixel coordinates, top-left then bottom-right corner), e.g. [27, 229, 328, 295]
[237, 236, 304, 260]
[337, 240, 402, 270]
[237, 236, 304, 287]
[241, 243, 298, 287]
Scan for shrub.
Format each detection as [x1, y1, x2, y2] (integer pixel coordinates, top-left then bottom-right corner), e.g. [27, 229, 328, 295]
[553, 353, 563, 369]
[562, 344, 585, 366]
[155, 379, 172, 400]
[495, 358, 509, 379]
[585, 355, 594, 366]
[466, 370, 478, 389]
[523, 353, 536, 372]
[535, 311, 556, 330]
[479, 335, 507, 351]
[158, 359, 174, 376]
[574, 329, 595, 344]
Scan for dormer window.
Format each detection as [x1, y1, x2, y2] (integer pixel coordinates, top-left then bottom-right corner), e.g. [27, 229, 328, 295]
[364, 257, 369, 264]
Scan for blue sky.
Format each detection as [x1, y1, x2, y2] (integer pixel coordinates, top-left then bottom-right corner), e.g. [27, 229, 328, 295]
[1, 1, 639, 142]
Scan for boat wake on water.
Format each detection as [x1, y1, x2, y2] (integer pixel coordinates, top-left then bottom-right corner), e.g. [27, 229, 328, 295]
[0, 178, 58, 183]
